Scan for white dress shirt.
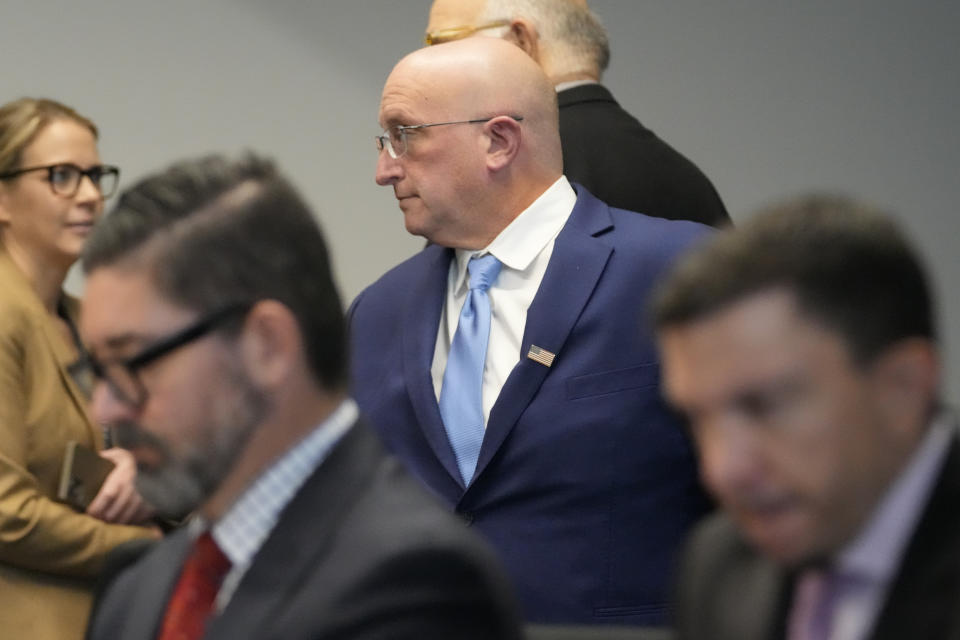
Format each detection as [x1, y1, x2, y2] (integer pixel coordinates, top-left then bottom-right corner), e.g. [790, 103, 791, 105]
[431, 176, 577, 428]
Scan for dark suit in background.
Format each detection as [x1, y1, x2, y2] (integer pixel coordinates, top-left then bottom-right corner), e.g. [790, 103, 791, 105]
[558, 84, 730, 228]
[87, 422, 522, 640]
[350, 187, 713, 626]
[676, 436, 960, 640]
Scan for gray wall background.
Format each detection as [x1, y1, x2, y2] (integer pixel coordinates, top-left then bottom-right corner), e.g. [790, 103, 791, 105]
[5, 2, 958, 400]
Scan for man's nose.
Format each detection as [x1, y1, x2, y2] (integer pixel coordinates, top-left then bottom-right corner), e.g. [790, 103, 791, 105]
[375, 149, 403, 186]
[698, 416, 764, 500]
[90, 380, 137, 426]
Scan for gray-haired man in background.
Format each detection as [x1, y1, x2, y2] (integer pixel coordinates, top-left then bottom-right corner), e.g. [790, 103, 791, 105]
[425, 0, 730, 228]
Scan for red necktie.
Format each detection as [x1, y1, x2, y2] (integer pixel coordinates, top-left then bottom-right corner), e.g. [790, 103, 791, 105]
[157, 531, 231, 640]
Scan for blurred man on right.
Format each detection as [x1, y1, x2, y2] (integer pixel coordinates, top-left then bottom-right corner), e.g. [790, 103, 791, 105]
[425, 0, 731, 227]
[653, 195, 960, 639]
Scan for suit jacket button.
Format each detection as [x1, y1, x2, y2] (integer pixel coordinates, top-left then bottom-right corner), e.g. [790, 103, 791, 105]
[458, 511, 475, 526]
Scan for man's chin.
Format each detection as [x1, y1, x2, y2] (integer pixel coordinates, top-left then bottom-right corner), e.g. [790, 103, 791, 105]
[738, 510, 819, 567]
[136, 468, 207, 521]
[402, 213, 423, 234]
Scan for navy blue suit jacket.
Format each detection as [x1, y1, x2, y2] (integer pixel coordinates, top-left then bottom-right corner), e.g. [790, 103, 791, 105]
[349, 186, 712, 625]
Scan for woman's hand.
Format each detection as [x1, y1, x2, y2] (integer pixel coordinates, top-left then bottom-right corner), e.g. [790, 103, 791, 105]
[86, 448, 157, 525]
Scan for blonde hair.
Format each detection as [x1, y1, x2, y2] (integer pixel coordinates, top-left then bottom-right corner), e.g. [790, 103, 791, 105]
[0, 98, 98, 175]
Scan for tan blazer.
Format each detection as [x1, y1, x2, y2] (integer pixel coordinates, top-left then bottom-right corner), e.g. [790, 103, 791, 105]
[0, 247, 154, 640]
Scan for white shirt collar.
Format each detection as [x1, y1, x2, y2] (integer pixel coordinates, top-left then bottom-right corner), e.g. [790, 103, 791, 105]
[450, 176, 576, 295]
[555, 80, 600, 92]
[204, 398, 358, 567]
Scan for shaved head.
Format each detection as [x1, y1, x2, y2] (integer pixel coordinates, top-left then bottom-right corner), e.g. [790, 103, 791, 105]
[376, 37, 563, 248]
[386, 38, 560, 158]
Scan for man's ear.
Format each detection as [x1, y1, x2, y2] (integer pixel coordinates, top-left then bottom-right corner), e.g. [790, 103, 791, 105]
[239, 300, 301, 390]
[870, 338, 940, 433]
[482, 116, 523, 172]
[504, 18, 540, 63]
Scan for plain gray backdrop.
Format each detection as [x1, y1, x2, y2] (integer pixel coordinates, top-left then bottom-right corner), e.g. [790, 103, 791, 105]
[4, 1, 958, 400]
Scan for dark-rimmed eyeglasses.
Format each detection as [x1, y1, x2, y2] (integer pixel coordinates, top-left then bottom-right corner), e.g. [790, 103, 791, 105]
[424, 19, 511, 46]
[0, 163, 120, 198]
[375, 115, 524, 159]
[87, 303, 252, 409]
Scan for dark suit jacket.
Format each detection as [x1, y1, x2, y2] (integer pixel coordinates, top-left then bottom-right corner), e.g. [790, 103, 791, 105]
[86, 420, 523, 640]
[558, 84, 730, 228]
[676, 436, 960, 640]
[349, 187, 713, 625]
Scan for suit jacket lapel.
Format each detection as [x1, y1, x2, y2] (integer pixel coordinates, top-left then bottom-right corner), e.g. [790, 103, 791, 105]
[869, 434, 960, 640]
[472, 190, 613, 482]
[734, 561, 790, 640]
[0, 250, 101, 448]
[123, 531, 193, 640]
[40, 301, 102, 447]
[207, 422, 383, 639]
[400, 246, 467, 488]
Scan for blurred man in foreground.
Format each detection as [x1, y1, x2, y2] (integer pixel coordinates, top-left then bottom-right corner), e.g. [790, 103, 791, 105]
[654, 195, 960, 639]
[81, 153, 522, 640]
[425, 0, 730, 227]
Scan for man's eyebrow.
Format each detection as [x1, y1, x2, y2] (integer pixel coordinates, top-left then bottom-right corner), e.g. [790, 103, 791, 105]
[730, 372, 808, 410]
[380, 108, 412, 128]
[95, 333, 149, 354]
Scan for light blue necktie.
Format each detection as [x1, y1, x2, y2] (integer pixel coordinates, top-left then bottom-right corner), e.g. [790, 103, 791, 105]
[439, 254, 502, 486]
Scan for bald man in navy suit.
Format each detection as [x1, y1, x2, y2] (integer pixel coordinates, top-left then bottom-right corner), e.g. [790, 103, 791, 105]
[352, 38, 712, 626]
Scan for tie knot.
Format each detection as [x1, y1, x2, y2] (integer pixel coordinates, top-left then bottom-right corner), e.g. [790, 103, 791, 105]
[467, 254, 502, 291]
[193, 531, 231, 578]
[157, 531, 232, 640]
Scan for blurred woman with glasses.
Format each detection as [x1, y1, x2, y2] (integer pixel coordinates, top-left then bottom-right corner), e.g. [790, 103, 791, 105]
[0, 98, 157, 640]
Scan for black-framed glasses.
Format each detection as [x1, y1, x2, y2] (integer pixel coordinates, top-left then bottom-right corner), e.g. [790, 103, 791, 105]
[87, 303, 252, 409]
[375, 115, 523, 159]
[424, 19, 511, 45]
[0, 163, 120, 198]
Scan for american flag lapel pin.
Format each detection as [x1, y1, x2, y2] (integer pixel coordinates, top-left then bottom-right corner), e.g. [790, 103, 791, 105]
[526, 344, 556, 368]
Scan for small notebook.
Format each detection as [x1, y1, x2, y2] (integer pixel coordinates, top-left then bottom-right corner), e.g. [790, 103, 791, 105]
[57, 441, 115, 511]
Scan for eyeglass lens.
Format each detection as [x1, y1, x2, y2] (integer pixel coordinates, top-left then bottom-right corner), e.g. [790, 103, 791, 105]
[49, 165, 120, 198]
[376, 129, 405, 159]
[99, 361, 145, 407]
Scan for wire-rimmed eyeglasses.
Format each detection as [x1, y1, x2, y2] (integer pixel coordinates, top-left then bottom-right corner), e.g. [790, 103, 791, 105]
[375, 115, 524, 159]
[0, 163, 120, 198]
[424, 19, 511, 46]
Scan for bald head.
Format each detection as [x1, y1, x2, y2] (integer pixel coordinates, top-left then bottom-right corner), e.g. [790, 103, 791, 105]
[376, 38, 563, 249]
[387, 38, 560, 160]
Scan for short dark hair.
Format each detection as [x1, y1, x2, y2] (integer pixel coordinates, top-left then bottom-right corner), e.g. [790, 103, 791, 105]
[653, 194, 936, 366]
[82, 152, 347, 389]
